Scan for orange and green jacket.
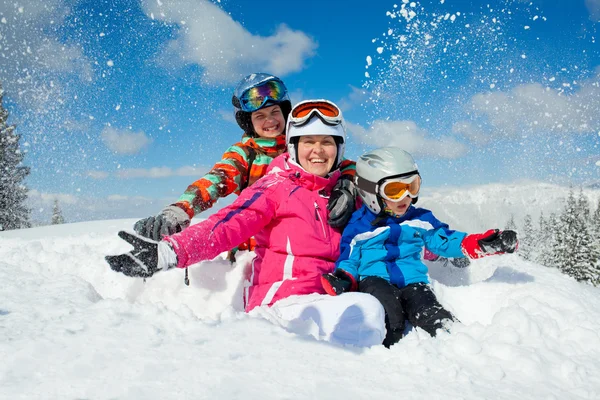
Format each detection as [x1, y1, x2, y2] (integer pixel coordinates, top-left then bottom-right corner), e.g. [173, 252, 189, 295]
[175, 133, 356, 219]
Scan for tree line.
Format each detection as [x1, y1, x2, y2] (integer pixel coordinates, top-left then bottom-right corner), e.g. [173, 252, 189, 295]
[0, 82, 65, 230]
[509, 188, 600, 286]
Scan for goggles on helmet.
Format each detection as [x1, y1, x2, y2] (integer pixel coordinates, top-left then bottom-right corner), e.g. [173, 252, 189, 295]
[356, 171, 421, 203]
[379, 174, 421, 202]
[238, 78, 288, 113]
[289, 100, 343, 127]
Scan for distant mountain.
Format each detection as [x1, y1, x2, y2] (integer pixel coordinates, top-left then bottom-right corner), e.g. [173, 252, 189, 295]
[585, 181, 600, 190]
[420, 181, 600, 233]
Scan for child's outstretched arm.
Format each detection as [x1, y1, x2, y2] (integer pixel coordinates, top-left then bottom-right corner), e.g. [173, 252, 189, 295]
[176, 143, 257, 217]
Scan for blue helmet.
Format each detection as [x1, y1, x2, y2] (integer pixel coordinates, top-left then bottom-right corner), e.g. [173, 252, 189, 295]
[231, 73, 292, 136]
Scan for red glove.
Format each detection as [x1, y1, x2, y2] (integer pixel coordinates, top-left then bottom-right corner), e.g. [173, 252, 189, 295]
[321, 269, 358, 296]
[461, 229, 518, 259]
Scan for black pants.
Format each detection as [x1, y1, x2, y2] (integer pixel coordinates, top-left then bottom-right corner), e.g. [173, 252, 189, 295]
[359, 276, 456, 347]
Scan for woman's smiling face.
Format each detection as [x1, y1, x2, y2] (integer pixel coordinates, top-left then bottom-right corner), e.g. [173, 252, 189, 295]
[297, 135, 337, 177]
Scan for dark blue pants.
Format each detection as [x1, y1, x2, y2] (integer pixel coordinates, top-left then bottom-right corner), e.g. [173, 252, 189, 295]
[358, 276, 456, 347]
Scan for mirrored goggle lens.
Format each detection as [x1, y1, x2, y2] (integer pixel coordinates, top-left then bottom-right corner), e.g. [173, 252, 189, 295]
[291, 101, 340, 119]
[240, 80, 287, 112]
[380, 175, 421, 201]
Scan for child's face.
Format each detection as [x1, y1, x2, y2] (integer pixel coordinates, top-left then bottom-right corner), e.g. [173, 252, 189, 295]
[383, 196, 412, 217]
[250, 105, 285, 138]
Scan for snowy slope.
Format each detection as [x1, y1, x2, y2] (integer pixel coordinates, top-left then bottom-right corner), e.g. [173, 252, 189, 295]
[421, 181, 600, 232]
[1, 192, 600, 399]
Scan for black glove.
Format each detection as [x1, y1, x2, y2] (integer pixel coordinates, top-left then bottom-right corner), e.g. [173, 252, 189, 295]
[462, 229, 518, 259]
[133, 205, 191, 241]
[480, 229, 518, 254]
[321, 269, 357, 296]
[105, 231, 177, 278]
[327, 177, 357, 229]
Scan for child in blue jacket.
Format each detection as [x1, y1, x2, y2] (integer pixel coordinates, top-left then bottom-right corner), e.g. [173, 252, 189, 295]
[321, 147, 518, 347]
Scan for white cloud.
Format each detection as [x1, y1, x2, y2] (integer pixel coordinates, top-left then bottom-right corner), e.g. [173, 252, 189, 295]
[107, 194, 130, 201]
[142, 0, 317, 83]
[465, 71, 600, 137]
[0, 1, 92, 109]
[101, 127, 153, 155]
[585, 0, 600, 21]
[219, 109, 236, 124]
[87, 170, 109, 180]
[116, 165, 208, 179]
[28, 189, 78, 205]
[336, 85, 370, 112]
[346, 120, 468, 159]
[452, 121, 491, 145]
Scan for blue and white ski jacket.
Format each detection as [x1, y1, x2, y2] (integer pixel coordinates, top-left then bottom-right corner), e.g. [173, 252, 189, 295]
[335, 204, 468, 288]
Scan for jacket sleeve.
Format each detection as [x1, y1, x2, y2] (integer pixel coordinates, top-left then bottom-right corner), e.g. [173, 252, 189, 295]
[175, 143, 252, 218]
[421, 214, 467, 259]
[414, 209, 466, 258]
[164, 176, 280, 269]
[335, 225, 362, 280]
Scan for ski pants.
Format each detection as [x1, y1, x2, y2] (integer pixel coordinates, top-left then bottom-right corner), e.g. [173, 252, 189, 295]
[358, 277, 456, 347]
[251, 292, 387, 348]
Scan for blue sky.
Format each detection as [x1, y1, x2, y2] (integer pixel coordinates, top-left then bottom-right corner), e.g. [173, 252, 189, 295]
[0, 0, 599, 223]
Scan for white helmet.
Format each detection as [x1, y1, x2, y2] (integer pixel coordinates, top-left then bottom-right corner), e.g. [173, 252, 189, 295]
[355, 147, 420, 214]
[286, 99, 346, 169]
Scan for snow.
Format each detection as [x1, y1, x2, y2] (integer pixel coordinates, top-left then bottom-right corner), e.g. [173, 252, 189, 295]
[2, 210, 600, 399]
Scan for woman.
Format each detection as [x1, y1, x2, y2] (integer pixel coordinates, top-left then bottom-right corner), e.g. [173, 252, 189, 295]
[106, 100, 385, 347]
[134, 74, 356, 242]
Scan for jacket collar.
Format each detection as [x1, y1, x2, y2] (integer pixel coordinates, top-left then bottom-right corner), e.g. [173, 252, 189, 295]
[241, 134, 286, 155]
[269, 153, 341, 192]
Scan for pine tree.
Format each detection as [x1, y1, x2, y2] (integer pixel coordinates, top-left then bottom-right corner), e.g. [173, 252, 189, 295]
[505, 214, 517, 230]
[51, 199, 65, 225]
[592, 199, 600, 238]
[539, 212, 559, 268]
[555, 188, 598, 285]
[520, 214, 535, 261]
[0, 83, 30, 231]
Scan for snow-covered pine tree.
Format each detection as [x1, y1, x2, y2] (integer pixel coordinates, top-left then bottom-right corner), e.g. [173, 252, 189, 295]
[52, 199, 65, 225]
[538, 212, 559, 267]
[505, 214, 517, 230]
[0, 83, 30, 231]
[577, 188, 591, 223]
[592, 198, 600, 238]
[555, 188, 597, 284]
[592, 199, 600, 286]
[520, 214, 535, 261]
[553, 189, 578, 275]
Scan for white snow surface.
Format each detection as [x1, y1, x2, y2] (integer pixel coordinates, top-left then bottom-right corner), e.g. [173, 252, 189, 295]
[1, 201, 600, 398]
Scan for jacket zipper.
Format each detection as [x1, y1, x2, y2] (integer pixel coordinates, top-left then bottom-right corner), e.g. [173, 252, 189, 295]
[314, 202, 327, 238]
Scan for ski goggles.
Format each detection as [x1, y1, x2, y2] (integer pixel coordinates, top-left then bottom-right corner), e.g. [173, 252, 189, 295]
[379, 174, 421, 202]
[289, 100, 343, 127]
[356, 172, 421, 202]
[238, 79, 288, 112]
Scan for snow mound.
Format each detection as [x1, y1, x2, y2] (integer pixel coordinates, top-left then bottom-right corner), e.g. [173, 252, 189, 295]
[1, 220, 600, 399]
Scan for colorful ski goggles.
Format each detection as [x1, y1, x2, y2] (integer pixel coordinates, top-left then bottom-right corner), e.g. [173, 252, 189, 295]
[289, 100, 343, 127]
[238, 78, 288, 112]
[379, 174, 421, 202]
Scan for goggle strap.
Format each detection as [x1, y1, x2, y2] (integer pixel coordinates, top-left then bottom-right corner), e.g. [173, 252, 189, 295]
[355, 176, 379, 194]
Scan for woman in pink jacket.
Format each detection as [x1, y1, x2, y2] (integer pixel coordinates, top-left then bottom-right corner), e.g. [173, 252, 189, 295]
[106, 100, 386, 347]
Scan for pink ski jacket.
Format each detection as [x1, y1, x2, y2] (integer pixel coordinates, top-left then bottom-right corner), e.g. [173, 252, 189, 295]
[164, 153, 342, 311]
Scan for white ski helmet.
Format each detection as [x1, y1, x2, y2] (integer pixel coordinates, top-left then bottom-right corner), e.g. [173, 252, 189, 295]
[355, 147, 420, 214]
[286, 99, 346, 170]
